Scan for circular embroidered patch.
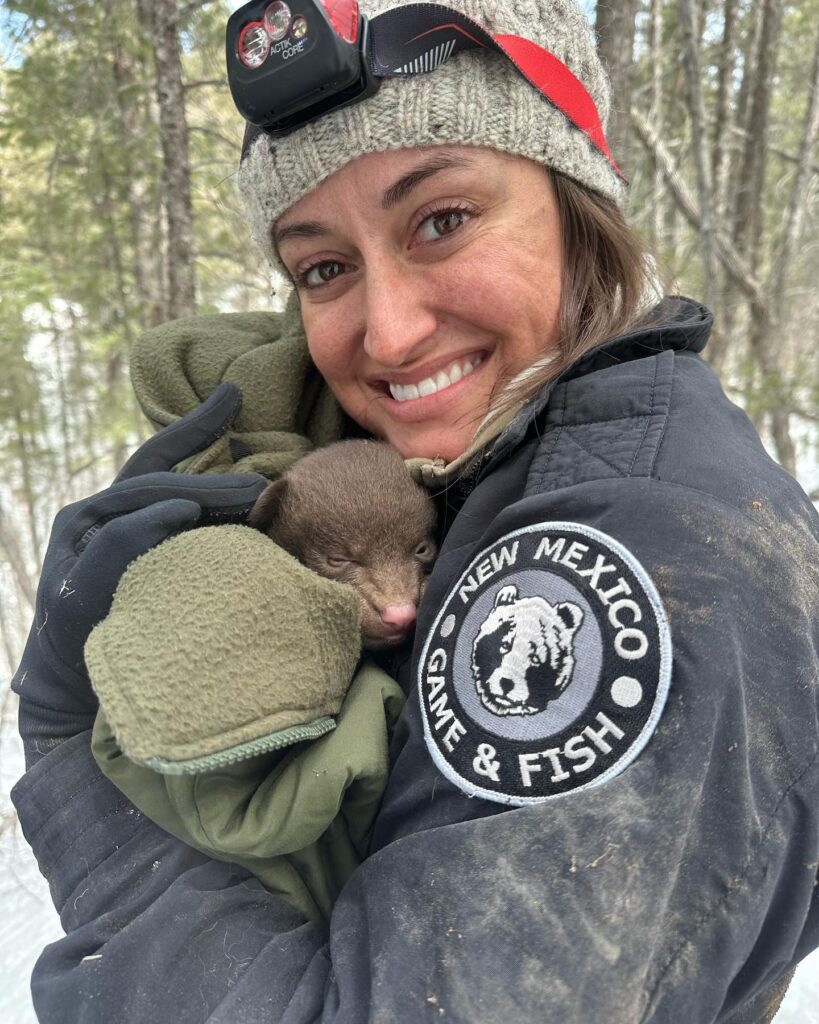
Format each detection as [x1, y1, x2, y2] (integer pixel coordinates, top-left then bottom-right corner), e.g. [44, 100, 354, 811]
[418, 522, 672, 805]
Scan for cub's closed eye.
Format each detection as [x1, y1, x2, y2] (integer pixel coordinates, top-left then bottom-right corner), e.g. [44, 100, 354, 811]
[415, 542, 435, 559]
[326, 555, 354, 568]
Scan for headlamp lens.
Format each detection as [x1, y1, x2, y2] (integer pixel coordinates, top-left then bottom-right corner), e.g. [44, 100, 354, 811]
[319, 0, 359, 45]
[291, 15, 308, 39]
[238, 21, 270, 67]
[263, 2, 292, 42]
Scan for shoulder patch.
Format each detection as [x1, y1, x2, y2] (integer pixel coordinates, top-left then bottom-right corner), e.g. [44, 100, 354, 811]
[418, 522, 672, 805]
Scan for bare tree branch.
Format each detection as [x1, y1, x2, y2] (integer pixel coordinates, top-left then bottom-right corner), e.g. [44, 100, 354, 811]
[729, 125, 819, 176]
[179, 0, 219, 21]
[189, 125, 240, 149]
[631, 108, 766, 309]
[184, 79, 225, 92]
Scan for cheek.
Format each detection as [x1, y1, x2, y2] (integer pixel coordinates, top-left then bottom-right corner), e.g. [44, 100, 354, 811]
[302, 305, 357, 385]
[442, 240, 562, 359]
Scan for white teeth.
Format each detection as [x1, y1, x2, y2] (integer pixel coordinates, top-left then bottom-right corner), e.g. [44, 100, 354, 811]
[388, 382, 419, 401]
[387, 354, 484, 402]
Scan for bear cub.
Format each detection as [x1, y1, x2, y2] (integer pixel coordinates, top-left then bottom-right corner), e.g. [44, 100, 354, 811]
[248, 440, 437, 650]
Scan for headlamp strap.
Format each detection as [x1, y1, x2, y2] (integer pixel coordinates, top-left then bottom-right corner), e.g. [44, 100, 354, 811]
[368, 3, 625, 180]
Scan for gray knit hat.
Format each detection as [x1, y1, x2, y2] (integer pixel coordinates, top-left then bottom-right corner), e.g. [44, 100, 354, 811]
[237, 0, 626, 275]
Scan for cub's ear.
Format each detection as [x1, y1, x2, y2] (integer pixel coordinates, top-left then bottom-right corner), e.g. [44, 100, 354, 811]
[247, 478, 288, 533]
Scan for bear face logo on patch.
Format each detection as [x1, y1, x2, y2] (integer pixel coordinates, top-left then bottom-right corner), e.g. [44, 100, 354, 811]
[418, 522, 672, 806]
[472, 586, 583, 716]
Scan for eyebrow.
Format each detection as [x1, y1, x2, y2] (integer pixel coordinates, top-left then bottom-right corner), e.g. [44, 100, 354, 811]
[272, 153, 475, 255]
[381, 153, 474, 209]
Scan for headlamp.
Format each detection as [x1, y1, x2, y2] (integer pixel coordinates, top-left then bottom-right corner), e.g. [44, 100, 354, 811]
[226, 0, 625, 180]
[227, 1, 378, 138]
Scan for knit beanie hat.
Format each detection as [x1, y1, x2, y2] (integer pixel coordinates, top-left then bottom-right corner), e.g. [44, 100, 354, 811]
[237, 0, 626, 275]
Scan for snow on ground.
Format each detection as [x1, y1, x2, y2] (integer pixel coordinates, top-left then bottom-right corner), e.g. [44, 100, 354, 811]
[1, 718, 63, 1024]
[2, 718, 818, 1022]
[0, 836, 62, 1024]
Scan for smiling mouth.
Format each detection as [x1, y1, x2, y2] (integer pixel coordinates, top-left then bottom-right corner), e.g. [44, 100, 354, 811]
[375, 352, 487, 403]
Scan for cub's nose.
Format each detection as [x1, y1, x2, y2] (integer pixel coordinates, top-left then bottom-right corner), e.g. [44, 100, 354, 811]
[381, 603, 417, 632]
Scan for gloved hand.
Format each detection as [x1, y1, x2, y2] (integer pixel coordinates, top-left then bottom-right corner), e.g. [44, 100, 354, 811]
[11, 382, 268, 766]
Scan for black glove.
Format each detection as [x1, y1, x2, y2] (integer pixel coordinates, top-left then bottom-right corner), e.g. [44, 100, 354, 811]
[12, 382, 268, 766]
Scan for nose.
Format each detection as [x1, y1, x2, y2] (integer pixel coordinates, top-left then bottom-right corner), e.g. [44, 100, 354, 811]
[381, 603, 418, 632]
[498, 677, 516, 696]
[363, 259, 437, 366]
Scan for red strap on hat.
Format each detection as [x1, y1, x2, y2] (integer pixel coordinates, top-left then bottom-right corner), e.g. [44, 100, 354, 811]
[494, 33, 622, 178]
[371, 5, 626, 182]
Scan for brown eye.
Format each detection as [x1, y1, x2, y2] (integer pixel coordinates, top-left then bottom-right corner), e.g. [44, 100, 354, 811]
[416, 206, 474, 244]
[316, 262, 342, 283]
[433, 212, 460, 235]
[298, 261, 345, 290]
[415, 541, 435, 561]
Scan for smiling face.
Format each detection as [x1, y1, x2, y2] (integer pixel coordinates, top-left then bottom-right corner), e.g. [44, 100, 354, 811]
[273, 145, 564, 462]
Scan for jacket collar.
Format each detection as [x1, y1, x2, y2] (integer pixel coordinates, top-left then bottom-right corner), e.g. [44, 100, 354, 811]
[481, 295, 713, 476]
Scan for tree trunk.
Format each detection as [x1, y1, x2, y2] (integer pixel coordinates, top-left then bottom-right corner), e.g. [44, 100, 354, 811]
[110, 27, 168, 329]
[712, 0, 739, 223]
[678, 0, 718, 309]
[746, 27, 819, 477]
[49, 317, 73, 505]
[0, 507, 36, 613]
[769, 29, 819, 328]
[0, 576, 23, 680]
[732, 0, 785, 266]
[11, 405, 42, 569]
[595, 0, 639, 175]
[734, 0, 792, 471]
[139, 0, 197, 319]
[648, 0, 665, 249]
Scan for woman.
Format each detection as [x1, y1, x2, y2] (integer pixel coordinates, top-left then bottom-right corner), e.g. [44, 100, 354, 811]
[11, 0, 819, 1021]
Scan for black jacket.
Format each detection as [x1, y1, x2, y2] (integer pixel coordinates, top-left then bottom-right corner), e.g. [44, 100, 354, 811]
[13, 297, 819, 1023]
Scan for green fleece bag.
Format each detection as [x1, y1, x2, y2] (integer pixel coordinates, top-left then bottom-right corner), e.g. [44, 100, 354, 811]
[85, 525, 364, 770]
[92, 662, 405, 924]
[85, 523, 406, 922]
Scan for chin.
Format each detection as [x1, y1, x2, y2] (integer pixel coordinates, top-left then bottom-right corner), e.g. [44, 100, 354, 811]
[385, 425, 477, 464]
[363, 632, 411, 651]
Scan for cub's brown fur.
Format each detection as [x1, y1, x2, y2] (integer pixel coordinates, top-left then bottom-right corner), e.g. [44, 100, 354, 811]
[247, 440, 437, 650]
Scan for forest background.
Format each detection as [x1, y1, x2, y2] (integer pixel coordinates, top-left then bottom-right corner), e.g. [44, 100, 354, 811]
[0, 0, 817, 1021]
